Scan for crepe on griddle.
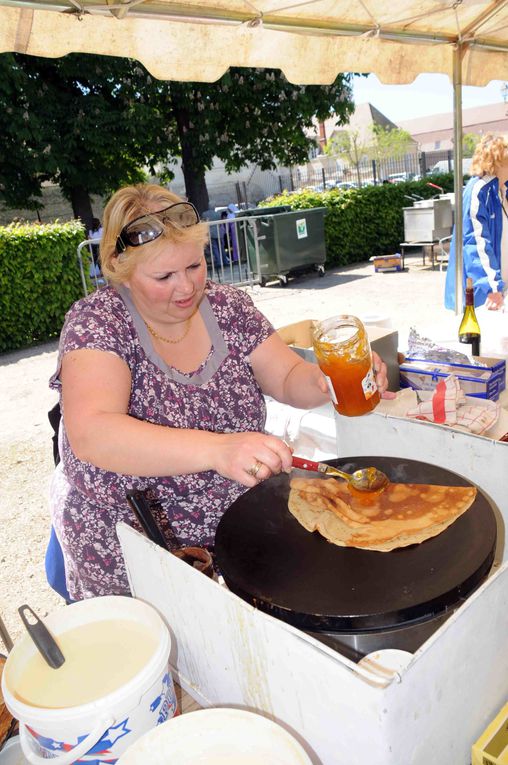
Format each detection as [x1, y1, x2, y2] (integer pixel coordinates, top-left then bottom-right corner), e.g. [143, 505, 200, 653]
[288, 476, 477, 552]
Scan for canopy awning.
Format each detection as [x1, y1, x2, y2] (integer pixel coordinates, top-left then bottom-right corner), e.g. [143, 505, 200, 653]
[1, 1, 508, 85]
[2, 0, 504, 312]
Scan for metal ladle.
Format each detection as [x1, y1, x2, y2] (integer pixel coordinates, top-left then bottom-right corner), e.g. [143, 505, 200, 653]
[292, 456, 389, 492]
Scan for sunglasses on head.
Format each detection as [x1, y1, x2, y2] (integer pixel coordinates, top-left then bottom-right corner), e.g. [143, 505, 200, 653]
[115, 201, 200, 254]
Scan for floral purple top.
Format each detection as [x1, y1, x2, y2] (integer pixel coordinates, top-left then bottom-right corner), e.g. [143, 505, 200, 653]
[49, 281, 273, 600]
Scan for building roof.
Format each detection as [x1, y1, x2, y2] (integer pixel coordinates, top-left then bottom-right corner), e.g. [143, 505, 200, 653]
[324, 102, 400, 142]
[398, 101, 508, 136]
[308, 102, 416, 146]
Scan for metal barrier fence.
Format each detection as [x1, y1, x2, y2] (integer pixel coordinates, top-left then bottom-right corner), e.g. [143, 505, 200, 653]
[259, 149, 458, 198]
[77, 217, 264, 297]
[205, 216, 262, 288]
[77, 238, 106, 296]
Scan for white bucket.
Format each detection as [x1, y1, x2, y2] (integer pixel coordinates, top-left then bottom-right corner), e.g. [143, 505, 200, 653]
[117, 708, 313, 765]
[2, 596, 176, 765]
[0, 736, 30, 765]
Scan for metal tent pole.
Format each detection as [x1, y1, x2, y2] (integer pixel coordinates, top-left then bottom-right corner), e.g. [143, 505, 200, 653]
[453, 44, 464, 315]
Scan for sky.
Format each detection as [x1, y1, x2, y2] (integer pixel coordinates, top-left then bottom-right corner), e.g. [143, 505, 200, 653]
[352, 73, 508, 123]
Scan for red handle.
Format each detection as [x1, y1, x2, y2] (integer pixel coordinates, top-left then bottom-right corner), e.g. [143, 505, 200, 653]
[427, 182, 444, 193]
[292, 456, 321, 472]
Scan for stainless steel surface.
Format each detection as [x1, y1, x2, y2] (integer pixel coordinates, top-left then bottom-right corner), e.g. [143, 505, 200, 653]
[403, 199, 453, 242]
[307, 608, 456, 663]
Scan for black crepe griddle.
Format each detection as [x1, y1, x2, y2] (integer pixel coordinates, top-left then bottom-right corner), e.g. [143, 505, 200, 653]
[215, 457, 497, 633]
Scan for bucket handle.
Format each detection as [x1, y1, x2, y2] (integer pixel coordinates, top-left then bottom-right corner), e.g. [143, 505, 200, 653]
[19, 714, 115, 765]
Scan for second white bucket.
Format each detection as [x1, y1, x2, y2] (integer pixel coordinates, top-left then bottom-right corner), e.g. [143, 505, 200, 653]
[117, 708, 313, 765]
[2, 596, 176, 765]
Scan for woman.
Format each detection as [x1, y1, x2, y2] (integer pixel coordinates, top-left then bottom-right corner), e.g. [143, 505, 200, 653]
[226, 203, 239, 263]
[445, 133, 508, 311]
[87, 217, 103, 278]
[49, 184, 391, 601]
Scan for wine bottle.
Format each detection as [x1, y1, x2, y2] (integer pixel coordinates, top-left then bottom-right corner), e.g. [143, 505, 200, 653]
[458, 277, 481, 356]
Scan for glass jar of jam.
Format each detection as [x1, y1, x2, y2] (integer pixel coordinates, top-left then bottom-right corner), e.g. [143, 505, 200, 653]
[312, 315, 380, 417]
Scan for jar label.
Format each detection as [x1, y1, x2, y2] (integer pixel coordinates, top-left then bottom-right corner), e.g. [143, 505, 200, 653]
[362, 367, 377, 400]
[324, 375, 338, 404]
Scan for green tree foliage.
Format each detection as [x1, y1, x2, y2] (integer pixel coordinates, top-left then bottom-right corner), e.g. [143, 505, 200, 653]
[323, 129, 368, 186]
[0, 53, 178, 228]
[164, 71, 354, 212]
[0, 53, 354, 221]
[463, 132, 481, 157]
[367, 124, 415, 183]
[368, 124, 414, 162]
[324, 124, 414, 186]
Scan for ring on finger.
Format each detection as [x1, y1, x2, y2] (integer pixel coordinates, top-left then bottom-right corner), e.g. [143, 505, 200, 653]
[247, 460, 263, 478]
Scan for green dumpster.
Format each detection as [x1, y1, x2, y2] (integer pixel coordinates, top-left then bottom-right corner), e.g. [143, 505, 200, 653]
[237, 207, 327, 286]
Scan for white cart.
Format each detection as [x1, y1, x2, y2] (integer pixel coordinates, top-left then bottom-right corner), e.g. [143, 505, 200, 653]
[119, 403, 508, 765]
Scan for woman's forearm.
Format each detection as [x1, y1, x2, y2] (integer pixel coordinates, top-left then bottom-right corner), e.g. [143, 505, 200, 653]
[280, 359, 330, 409]
[67, 412, 220, 476]
[67, 411, 294, 487]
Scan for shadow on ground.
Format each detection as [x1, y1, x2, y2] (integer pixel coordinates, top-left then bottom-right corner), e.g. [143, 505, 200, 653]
[263, 269, 371, 290]
[0, 339, 59, 367]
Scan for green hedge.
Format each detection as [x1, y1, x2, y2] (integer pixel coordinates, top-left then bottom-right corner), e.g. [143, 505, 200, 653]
[260, 174, 455, 267]
[0, 220, 86, 353]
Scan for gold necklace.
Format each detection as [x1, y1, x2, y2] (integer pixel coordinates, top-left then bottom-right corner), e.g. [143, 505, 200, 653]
[143, 317, 192, 345]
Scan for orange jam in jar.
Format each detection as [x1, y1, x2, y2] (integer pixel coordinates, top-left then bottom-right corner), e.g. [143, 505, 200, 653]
[312, 315, 380, 417]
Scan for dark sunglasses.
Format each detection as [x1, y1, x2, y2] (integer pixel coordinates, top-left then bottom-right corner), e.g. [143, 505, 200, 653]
[115, 202, 200, 254]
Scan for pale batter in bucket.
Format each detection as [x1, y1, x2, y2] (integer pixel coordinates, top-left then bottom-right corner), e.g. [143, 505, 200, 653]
[12, 619, 158, 708]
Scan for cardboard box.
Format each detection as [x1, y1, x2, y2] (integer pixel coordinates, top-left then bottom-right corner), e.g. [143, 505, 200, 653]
[370, 254, 403, 272]
[276, 319, 316, 363]
[472, 701, 508, 765]
[276, 319, 400, 391]
[399, 355, 506, 401]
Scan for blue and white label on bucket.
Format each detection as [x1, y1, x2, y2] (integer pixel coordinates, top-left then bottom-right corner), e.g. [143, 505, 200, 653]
[24, 672, 177, 764]
[27, 719, 131, 763]
[324, 375, 338, 404]
[149, 671, 177, 725]
[362, 366, 377, 400]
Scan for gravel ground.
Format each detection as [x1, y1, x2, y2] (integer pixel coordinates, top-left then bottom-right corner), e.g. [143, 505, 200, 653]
[0, 256, 453, 650]
[1, 341, 61, 648]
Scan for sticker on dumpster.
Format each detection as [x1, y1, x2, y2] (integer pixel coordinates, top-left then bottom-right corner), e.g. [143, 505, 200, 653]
[296, 219, 308, 239]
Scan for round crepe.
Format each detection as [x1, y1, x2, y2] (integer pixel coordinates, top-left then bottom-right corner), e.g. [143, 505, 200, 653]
[288, 476, 477, 552]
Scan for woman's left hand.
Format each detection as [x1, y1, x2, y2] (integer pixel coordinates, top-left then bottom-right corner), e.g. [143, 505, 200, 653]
[372, 351, 397, 400]
[485, 292, 504, 310]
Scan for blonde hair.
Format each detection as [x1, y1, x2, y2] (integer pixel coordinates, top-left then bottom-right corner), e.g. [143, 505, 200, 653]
[470, 134, 508, 177]
[100, 184, 209, 285]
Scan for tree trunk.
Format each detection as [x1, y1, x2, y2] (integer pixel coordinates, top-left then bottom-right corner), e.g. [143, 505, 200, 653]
[172, 99, 210, 214]
[68, 186, 94, 231]
[180, 162, 209, 214]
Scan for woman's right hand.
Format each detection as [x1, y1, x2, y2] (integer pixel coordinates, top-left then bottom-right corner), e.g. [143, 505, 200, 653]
[212, 431, 294, 488]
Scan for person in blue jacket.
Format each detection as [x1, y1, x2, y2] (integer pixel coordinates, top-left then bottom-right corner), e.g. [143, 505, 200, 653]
[445, 133, 508, 311]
